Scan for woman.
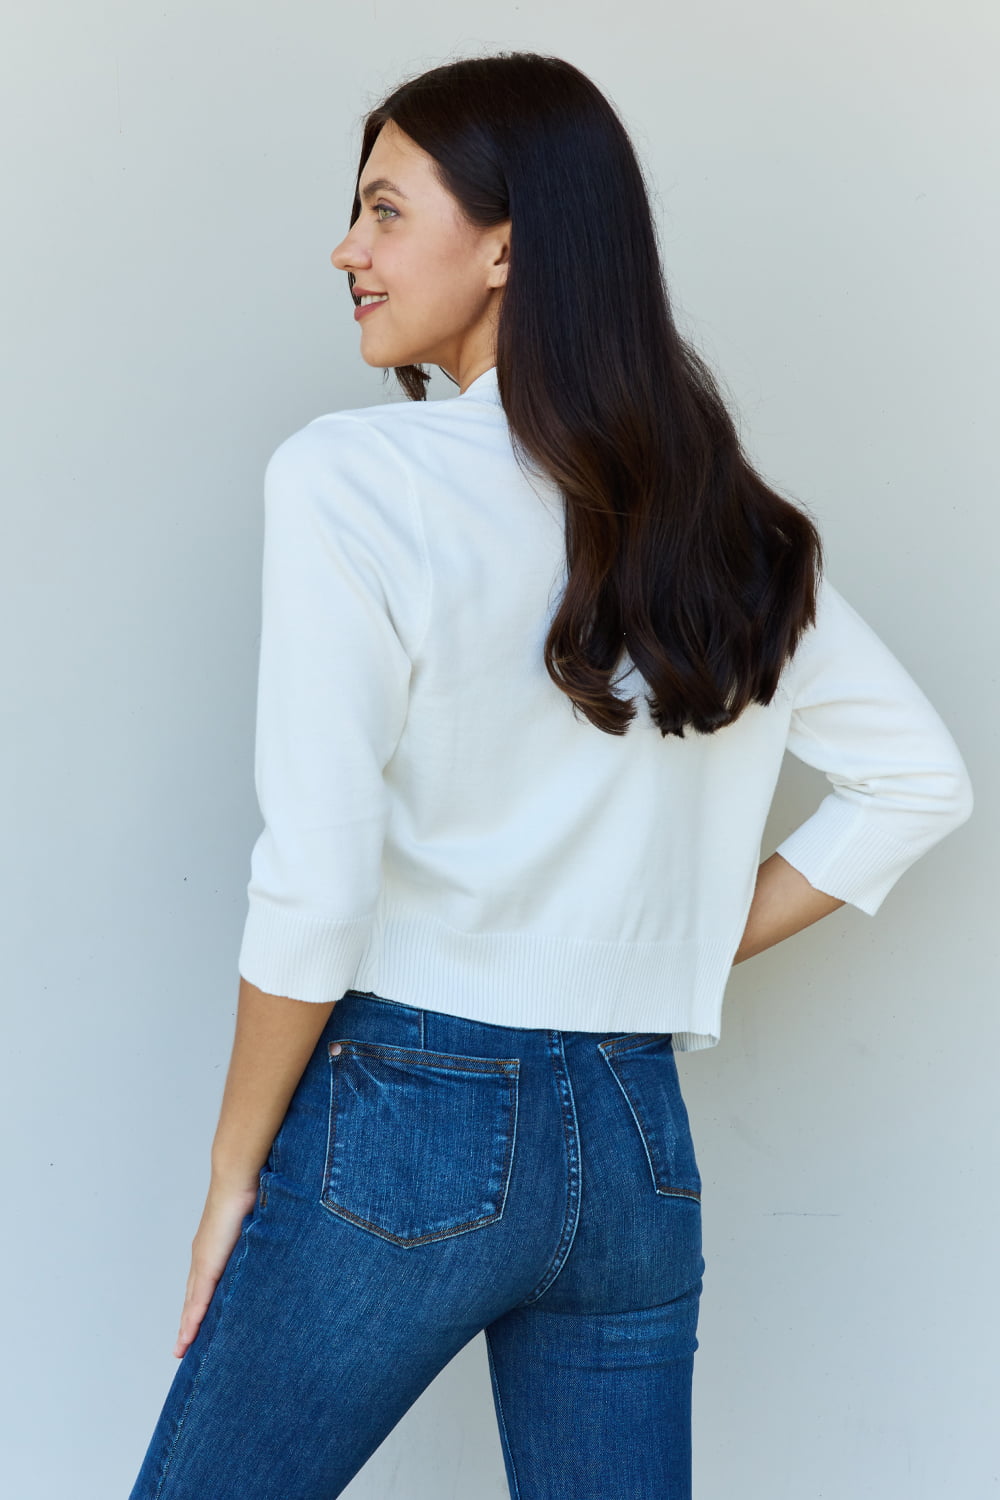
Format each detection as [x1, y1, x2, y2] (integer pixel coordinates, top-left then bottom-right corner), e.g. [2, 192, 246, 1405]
[129, 51, 972, 1499]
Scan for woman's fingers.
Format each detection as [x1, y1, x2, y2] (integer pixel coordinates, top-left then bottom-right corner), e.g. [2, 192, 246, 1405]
[173, 1275, 215, 1360]
[172, 1182, 260, 1359]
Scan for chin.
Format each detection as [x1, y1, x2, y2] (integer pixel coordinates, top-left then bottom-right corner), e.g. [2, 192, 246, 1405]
[359, 342, 406, 370]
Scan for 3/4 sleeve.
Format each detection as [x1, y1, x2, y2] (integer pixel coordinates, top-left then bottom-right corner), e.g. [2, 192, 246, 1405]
[773, 576, 973, 914]
[237, 414, 430, 1002]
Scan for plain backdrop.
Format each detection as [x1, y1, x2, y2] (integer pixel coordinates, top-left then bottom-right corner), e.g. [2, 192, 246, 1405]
[2, 3, 996, 1496]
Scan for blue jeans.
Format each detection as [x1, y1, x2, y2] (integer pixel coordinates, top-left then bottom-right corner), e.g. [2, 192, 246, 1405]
[129, 990, 704, 1498]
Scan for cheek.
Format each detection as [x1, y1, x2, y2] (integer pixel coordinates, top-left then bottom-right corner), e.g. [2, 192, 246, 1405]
[405, 237, 482, 309]
[419, 270, 484, 321]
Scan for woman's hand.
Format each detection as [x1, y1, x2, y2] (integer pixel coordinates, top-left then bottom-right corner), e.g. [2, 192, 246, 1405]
[171, 979, 337, 1359]
[173, 1176, 261, 1359]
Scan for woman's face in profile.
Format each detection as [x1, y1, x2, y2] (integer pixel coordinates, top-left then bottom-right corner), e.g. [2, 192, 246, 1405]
[330, 119, 509, 387]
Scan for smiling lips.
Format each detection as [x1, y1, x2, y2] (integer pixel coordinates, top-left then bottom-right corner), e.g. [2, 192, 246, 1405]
[354, 293, 389, 322]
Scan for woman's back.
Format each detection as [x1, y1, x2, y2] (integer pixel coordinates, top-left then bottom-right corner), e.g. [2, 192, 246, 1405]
[237, 364, 972, 1048]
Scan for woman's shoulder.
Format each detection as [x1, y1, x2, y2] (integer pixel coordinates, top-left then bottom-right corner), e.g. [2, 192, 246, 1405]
[294, 378, 497, 441]
[267, 384, 509, 506]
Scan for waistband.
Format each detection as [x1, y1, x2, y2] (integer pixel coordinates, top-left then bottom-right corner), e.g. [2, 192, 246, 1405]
[329, 988, 672, 1062]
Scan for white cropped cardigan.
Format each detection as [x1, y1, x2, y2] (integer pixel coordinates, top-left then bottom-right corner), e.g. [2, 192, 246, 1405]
[237, 365, 973, 1048]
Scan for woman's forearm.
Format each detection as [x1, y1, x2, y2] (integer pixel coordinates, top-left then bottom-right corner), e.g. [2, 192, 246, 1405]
[733, 852, 845, 964]
[209, 977, 338, 1190]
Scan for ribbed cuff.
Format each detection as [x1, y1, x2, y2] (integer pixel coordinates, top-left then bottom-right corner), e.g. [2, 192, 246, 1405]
[775, 795, 924, 915]
[237, 898, 371, 1003]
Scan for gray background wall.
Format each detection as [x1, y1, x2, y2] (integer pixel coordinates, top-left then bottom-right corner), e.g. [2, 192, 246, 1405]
[2, 2, 995, 1496]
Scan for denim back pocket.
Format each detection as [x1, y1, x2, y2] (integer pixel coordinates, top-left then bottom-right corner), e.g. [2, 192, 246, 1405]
[598, 1034, 701, 1201]
[321, 1040, 520, 1247]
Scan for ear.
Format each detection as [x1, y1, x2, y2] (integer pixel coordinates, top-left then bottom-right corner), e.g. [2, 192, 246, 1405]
[485, 221, 511, 290]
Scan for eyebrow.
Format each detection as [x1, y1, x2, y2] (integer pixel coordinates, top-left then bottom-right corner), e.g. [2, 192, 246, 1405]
[359, 177, 409, 203]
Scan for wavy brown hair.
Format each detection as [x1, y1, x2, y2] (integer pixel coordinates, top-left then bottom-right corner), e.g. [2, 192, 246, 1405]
[348, 51, 823, 737]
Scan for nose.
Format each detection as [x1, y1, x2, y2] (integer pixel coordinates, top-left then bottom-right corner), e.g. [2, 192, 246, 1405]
[330, 227, 370, 273]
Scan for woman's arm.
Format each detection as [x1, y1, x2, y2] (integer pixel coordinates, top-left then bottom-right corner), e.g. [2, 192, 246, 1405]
[769, 578, 972, 915]
[172, 980, 336, 1361]
[173, 422, 425, 1361]
[210, 978, 337, 1190]
[733, 852, 845, 964]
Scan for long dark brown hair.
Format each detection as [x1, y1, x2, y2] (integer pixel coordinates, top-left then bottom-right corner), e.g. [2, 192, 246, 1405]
[348, 52, 823, 737]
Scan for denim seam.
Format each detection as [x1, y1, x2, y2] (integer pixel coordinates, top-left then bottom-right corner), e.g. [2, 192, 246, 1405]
[514, 1032, 583, 1306]
[148, 1222, 258, 1497]
[317, 1200, 515, 1245]
[269, 1125, 283, 1177]
[599, 1048, 702, 1203]
[485, 1325, 522, 1500]
[330, 1040, 519, 1074]
[600, 1033, 667, 1056]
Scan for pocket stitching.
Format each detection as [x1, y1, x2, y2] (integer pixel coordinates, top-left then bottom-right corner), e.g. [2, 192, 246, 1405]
[329, 1039, 519, 1075]
[599, 1045, 701, 1203]
[599, 1033, 665, 1057]
[321, 1046, 520, 1246]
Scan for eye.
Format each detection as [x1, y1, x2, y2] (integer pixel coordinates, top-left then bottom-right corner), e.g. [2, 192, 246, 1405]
[374, 202, 398, 221]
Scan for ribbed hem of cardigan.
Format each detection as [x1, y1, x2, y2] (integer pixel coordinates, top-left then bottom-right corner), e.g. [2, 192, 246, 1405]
[774, 794, 928, 915]
[238, 903, 735, 1049]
